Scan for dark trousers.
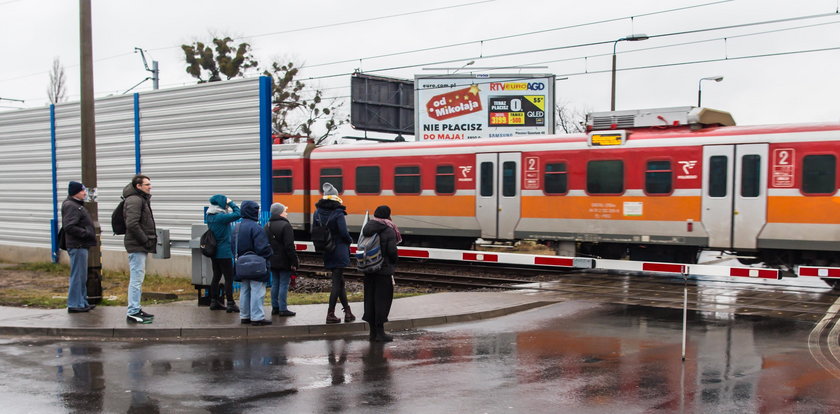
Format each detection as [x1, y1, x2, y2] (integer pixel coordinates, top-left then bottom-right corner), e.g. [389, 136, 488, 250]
[362, 273, 394, 327]
[328, 267, 349, 311]
[210, 258, 235, 304]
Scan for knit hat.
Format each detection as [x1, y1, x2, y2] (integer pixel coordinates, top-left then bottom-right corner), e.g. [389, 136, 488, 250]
[270, 202, 286, 217]
[209, 194, 227, 207]
[68, 181, 85, 196]
[322, 182, 343, 204]
[374, 205, 391, 219]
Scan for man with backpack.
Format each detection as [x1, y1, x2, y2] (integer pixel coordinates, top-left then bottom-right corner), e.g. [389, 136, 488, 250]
[122, 174, 157, 324]
[359, 205, 400, 342]
[205, 194, 241, 313]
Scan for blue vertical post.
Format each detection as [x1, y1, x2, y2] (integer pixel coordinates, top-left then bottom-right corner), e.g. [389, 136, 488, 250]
[50, 105, 59, 263]
[259, 76, 273, 223]
[133, 93, 141, 174]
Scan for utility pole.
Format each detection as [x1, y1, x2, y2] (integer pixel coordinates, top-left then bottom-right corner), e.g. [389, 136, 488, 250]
[79, 0, 102, 304]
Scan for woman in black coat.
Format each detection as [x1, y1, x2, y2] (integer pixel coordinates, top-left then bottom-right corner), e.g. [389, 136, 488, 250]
[313, 182, 355, 324]
[360, 205, 400, 342]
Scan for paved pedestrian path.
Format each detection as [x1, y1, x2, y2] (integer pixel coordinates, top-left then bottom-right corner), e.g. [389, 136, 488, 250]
[0, 291, 558, 340]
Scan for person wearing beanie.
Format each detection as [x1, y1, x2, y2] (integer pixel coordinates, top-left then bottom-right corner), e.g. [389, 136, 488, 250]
[61, 181, 97, 313]
[313, 182, 355, 324]
[205, 194, 241, 312]
[361, 205, 401, 342]
[264, 202, 299, 317]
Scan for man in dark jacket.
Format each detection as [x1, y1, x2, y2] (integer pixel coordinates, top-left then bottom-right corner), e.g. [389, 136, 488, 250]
[361, 205, 400, 342]
[265, 202, 299, 317]
[234, 200, 273, 326]
[206, 194, 241, 313]
[313, 182, 355, 324]
[123, 174, 157, 324]
[61, 181, 97, 313]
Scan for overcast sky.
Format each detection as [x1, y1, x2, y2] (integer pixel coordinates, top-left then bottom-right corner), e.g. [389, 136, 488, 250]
[1, 0, 839, 138]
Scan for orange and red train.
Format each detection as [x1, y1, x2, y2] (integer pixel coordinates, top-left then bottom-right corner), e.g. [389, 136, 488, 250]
[272, 107, 840, 282]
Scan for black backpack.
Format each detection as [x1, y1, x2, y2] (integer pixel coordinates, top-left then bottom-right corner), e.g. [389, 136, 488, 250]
[311, 213, 334, 253]
[200, 229, 218, 257]
[111, 199, 127, 235]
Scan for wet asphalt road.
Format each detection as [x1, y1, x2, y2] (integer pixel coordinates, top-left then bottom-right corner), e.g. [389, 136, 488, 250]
[1, 300, 839, 413]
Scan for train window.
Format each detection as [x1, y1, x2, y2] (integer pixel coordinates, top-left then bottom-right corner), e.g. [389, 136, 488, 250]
[645, 161, 672, 194]
[480, 162, 494, 196]
[502, 161, 517, 197]
[356, 166, 380, 194]
[803, 154, 837, 194]
[272, 169, 293, 194]
[741, 154, 761, 197]
[436, 165, 455, 195]
[587, 160, 624, 194]
[709, 156, 727, 197]
[319, 168, 343, 193]
[544, 163, 567, 194]
[394, 166, 421, 194]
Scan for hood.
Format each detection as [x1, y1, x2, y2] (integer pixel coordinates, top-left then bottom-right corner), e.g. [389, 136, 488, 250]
[315, 198, 343, 210]
[209, 194, 227, 207]
[240, 200, 260, 221]
[362, 219, 387, 237]
[206, 204, 226, 215]
[122, 183, 147, 199]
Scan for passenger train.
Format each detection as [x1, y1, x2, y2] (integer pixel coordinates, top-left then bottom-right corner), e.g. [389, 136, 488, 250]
[272, 107, 840, 286]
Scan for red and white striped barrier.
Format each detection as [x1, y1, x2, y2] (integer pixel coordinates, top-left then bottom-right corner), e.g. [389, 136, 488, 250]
[296, 241, 785, 279]
[798, 266, 840, 279]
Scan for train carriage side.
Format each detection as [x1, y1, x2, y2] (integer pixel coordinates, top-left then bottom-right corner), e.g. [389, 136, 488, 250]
[271, 142, 313, 236]
[308, 142, 488, 248]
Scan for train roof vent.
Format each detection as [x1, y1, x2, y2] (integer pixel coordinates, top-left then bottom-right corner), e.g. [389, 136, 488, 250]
[586, 107, 735, 130]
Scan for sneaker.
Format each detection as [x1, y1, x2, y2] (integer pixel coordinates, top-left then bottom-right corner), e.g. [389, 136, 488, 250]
[209, 301, 225, 311]
[277, 310, 296, 317]
[251, 319, 272, 326]
[240, 319, 251, 324]
[271, 308, 280, 315]
[85, 304, 96, 310]
[226, 303, 240, 313]
[137, 310, 154, 318]
[127, 312, 153, 324]
[68, 307, 90, 313]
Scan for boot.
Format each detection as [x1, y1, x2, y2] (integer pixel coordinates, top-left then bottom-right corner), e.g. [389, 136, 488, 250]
[343, 307, 356, 323]
[368, 324, 376, 341]
[226, 301, 240, 313]
[209, 300, 225, 311]
[373, 323, 393, 342]
[326, 311, 341, 324]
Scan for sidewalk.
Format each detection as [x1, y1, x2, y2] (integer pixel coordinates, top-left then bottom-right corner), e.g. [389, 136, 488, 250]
[0, 291, 558, 340]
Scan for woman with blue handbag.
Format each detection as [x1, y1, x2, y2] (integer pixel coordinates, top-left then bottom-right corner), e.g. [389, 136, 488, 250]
[233, 200, 273, 326]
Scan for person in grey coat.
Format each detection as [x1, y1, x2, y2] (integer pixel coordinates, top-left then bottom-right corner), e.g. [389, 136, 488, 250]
[61, 181, 97, 313]
[123, 174, 156, 324]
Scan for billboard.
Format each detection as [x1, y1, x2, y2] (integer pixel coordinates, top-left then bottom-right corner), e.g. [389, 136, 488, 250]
[415, 74, 555, 141]
[350, 73, 414, 135]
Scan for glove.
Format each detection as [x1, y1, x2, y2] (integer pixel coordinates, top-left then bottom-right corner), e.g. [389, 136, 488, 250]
[227, 198, 232, 205]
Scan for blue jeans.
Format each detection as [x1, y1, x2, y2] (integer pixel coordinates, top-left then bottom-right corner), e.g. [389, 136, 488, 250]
[271, 270, 292, 311]
[67, 248, 89, 309]
[239, 280, 266, 321]
[127, 252, 147, 315]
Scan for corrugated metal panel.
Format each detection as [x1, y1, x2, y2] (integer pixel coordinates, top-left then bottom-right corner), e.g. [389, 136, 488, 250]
[55, 95, 137, 253]
[0, 108, 53, 247]
[138, 78, 262, 256]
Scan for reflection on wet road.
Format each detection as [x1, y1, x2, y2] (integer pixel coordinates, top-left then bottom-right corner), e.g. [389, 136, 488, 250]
[1, 301, 839, 413]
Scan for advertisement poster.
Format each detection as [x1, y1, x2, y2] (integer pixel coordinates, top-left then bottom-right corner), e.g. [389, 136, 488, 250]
[415, 74, 555, 141]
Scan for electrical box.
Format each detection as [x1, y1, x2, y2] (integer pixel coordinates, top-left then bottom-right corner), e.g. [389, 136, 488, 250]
[153, 228, 170, 259]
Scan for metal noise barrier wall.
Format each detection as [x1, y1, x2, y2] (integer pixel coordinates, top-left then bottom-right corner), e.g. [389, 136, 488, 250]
[0, 77, 263, 258]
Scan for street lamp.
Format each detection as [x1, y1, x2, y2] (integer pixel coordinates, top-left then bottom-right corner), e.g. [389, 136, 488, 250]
[697, 75, 724, 107]
[452, 60, 475, 74]
[610, 34, 649, 111]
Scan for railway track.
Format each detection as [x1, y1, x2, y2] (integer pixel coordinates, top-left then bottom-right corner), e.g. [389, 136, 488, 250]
[297, 252, 840, 321]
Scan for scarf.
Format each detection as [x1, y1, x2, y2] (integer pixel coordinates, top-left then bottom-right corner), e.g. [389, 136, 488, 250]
[370, 217, 402, 245]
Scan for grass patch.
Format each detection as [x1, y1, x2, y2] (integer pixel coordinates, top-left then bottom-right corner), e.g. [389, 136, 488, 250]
[9, 262, 69, 276]
[0, 289, 67, 308]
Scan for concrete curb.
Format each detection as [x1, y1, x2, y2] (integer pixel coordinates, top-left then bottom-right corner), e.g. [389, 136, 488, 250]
[0, 300, 557, 341]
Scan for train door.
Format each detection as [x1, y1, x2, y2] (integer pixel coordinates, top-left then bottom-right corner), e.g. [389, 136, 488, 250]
[475, 152, 521, 240]
[701, 144, 768, 249]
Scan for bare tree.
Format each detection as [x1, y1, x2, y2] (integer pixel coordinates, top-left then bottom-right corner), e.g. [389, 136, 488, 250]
[555, 102, 587, 133]
[47, 57, 67, 104]
[265, 61, 347, 145]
